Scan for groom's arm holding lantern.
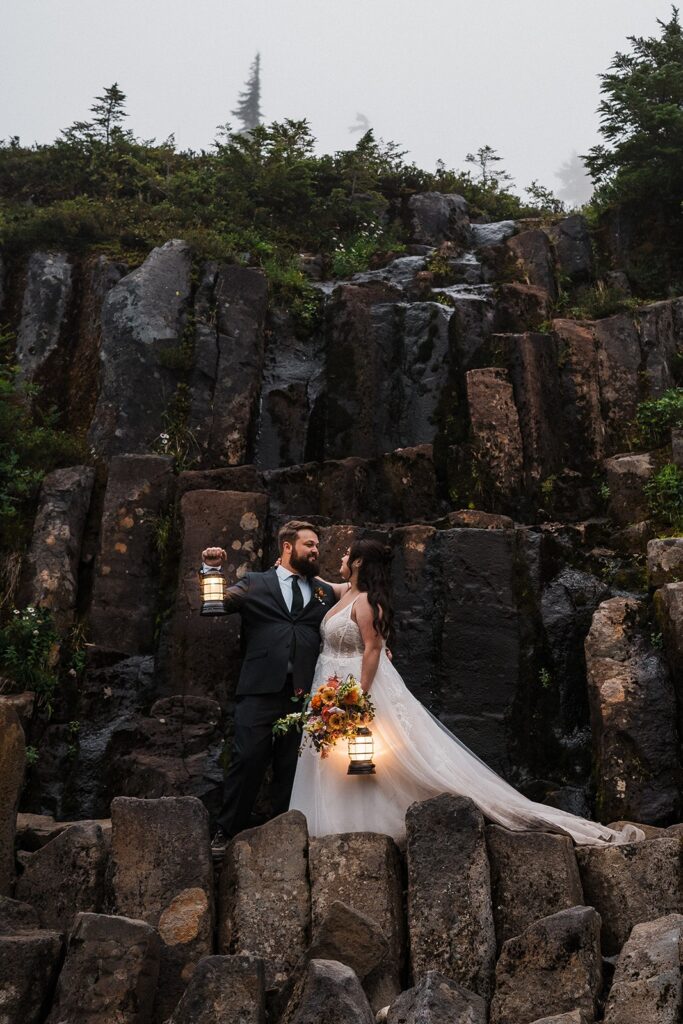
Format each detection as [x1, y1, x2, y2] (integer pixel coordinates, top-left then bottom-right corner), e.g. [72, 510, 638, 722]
[200, 546, 250, 611]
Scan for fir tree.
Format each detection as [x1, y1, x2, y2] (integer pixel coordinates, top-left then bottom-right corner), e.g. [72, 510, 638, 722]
[231, 54, 262, 132]
[63, 82, 132, 148]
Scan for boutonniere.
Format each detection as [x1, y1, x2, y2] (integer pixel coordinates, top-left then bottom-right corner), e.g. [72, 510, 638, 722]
[313, 585, 327, 604]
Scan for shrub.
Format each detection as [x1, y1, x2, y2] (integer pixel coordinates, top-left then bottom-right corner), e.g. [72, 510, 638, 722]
[0, 606, 61, 711]
[644, 462, 683, 529]
[635, 388, 683, 447]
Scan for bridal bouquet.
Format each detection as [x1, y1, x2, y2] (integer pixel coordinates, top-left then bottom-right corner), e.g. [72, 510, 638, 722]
[273, 673, 375, 758]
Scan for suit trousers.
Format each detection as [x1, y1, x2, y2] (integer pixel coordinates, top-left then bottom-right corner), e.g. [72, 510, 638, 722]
[217, 676, 302, 837]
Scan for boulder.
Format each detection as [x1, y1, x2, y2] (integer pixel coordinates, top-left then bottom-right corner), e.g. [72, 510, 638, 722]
[0, 894, 41, 933]
[110, 796, 213, 1022]
[0, 927, 63, 1024]
[486, 826, 584, 950]
[528, 1013, 591, 1024]
[604, 452, 656, 527]
[465, 367, 524, 500]
[22, 465, 95, 629]
[406, 794, 496, 1000]
[166, 488, 268, 705]
[15, 812, 110, 851]
[0, 704, 25, 895]
[281, 959, 375, 1024]
[584, 597, 682, 824]
[188, 264, 269, 466]
[218, 811, 310, 991]
[386, 971, 487, 1024]
[603, 913, 683, 1024]
[88, 239, 192, 456]
[168, 954, 266, 1024]
[309, 831, 404, 1010]
[15, 250, 73, 380]
[489, 906, 602, 1024]
[408, 192, 471, 247]
[89, 454, 175, 654]
[46, 912, 160, 1024]
[547, 215, 594, 282]
[576, 836, 682, 955]
[647, 538, 683, 587]
[494, 282, 553, 333]
[471, 220, 516, 248]
[15, 821, 108, 931]
[307, 900, 390, 983]
[506, 230, 557, 299]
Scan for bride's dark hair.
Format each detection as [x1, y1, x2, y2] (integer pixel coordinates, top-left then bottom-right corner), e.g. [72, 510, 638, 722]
[348, 538, 394, 641]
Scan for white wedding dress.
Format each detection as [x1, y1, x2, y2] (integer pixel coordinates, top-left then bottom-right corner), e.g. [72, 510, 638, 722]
[289, 598, 644, 846]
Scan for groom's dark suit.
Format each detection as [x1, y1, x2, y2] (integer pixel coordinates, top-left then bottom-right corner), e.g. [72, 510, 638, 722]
[216, 567, 336, 837]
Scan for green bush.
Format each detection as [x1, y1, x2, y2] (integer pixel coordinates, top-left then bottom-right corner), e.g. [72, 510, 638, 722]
[0, 606, 61, 711]
[558, 282, 640, 321]
[635, 389, 683, 447]
[644, 462, 683, 529]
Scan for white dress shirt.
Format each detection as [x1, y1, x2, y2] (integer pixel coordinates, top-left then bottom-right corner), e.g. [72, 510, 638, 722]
[276, 564, 312, 611]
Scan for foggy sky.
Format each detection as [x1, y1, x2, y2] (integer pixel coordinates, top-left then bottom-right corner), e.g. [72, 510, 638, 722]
[0, 1, 666, 197]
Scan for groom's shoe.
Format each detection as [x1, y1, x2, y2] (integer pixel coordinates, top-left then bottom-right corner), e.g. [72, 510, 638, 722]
[211, 827, 230, 857]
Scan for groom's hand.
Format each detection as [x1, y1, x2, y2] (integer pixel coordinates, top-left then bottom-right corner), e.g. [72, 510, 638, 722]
[202, 546, 227, 567]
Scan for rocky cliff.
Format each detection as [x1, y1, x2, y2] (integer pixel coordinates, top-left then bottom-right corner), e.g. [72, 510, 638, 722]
[1, 193, 682, 1022]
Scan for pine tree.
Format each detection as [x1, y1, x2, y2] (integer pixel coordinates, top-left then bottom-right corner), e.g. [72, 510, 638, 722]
[584, 7, 683, 206]
[231, 54, 262, 133]
[63, 82, 133, 148]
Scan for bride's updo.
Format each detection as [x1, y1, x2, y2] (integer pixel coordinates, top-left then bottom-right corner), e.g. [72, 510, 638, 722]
[348, 538, 394, 641]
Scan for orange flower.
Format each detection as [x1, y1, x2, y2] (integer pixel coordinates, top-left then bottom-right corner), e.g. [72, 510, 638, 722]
[341, 684, 362, 705]
[310, 693, 323, 710]
[319, 685, 338, 705]
[327, 710, 347, 729]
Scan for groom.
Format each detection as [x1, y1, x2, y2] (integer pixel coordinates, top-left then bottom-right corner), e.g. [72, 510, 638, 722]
[202, 520, 337, 850]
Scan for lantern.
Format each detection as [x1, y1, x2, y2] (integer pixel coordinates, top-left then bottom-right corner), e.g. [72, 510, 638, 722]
[347, 728, 376, 775]
[199, 566, 227, 616]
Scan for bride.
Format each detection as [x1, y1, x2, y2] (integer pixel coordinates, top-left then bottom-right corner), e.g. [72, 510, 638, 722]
[289, 538, 644, 846]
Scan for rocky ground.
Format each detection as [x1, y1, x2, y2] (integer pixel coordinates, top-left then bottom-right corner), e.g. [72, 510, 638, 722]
[1, 193, 682, 1021]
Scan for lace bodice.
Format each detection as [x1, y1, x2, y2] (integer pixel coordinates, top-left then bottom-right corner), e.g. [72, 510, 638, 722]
[320, 599, 365, 659]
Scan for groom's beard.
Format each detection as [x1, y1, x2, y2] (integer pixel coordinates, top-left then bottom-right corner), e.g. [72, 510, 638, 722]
[290, 550, 320, 578]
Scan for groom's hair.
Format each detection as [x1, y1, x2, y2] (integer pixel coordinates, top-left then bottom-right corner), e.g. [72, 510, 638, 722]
[278, 519, 319, 553]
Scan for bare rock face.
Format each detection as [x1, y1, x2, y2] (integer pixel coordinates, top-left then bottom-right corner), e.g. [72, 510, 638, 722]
[88, 239, 192, 456]
[15, 251, 73, 380]
[636, 299, 680, 396]
[576, 836, 682, 955]
[406, 794, 496, 1001]
[527, 1013, 591, 1024]
[15, 821, 108, 931]
[593, 314, 642, 451]
[219, 811, 310, 991]
[604, 452, 656, 527]
[22, 465, 95, 629]
[507, 230, 557, 299]
[603, 913, 683, 1024]
[281, 958, 375, 1024]
[188, 264, 269, 466]
[0, 704, 25, 895]
[584, 596, 682, 824]
[486, 826, 584, 950]
[0, 895, 41, 933]
[489, 906, 602, 1024]
[168, 954, 266, 1024]
[111, 796, 213, 1022]
[408, 192, 471, 246]
[46, 912, 160, 1024]
[386, 971, 487, 1024]
[547, 215, 594, 283]
[89, 454, 175, 654]
[309, 831, 404, 1010]
[166, 488, 268, 705]
[647, 538, 683, 587]
[466, 367, 524, 499]
[552, 319, 604, 469]
[0, 926, 63, 1024]
[653, 580, 683, 748]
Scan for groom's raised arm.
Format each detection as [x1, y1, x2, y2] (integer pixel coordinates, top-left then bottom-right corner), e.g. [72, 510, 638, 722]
[200, 545, 249, 615]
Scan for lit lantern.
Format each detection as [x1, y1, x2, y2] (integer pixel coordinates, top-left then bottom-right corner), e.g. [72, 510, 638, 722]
[199, 566, 227, 616]
[347, 728, 376, 775]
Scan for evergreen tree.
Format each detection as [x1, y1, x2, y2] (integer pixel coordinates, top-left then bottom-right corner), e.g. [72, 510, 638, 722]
[231, 54, 262, 132]
[465, 145, 513, 187]
[584, 7, 683, 207]
[63, 82, 132, 148]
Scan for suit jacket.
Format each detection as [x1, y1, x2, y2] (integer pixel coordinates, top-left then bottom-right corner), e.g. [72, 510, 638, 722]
[223, 568, 336, 695]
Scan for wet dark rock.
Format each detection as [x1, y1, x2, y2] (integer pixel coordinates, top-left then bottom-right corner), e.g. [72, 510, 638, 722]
[507, 230, 557, 299]
[168, 954, 266, 1024]
[46, 911, 160, 1024]
[636, 299, 680, 397]
[406, 794, 496, 1000]
[111, 796, 213, 1023]
[15, 251, 73, 380]
[218, 812, 310, 991]
[603, 913, 683, 1023]
[408, 193, 471, 247]
[0, 704, 24, 895]
[15, 821, 108, 931]
[494, 283, 553, 333]
[653, 580, 683, 751]
[552, 318, 605, 471]
[585, 597, 682, 824]
[386, 971, 487, 1024]
[188, 264, 268, 466]
[592, 314, 642, 452]
[466, 367, 524, 500]
[22, 466, 95, 630]
[486, 826, 584, 951]
[490, 906, 602, 1024]
[472, 220, 516, 248]
[88, 240, 192, 457]
[576, 836, 682, 955]
[547, 215, 594, 283]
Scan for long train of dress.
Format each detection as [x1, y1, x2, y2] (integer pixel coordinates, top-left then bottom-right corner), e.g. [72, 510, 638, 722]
[289, 600, 644, 846]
